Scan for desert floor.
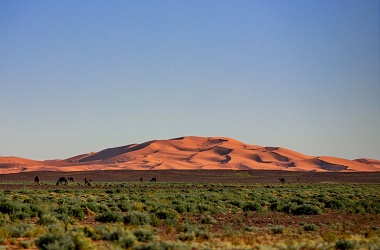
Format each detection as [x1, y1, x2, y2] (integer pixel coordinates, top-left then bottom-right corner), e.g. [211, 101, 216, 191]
[0, 170, 379, 190]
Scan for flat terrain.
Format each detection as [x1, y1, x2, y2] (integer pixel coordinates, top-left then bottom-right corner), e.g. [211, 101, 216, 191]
[0, 170, 379, 190]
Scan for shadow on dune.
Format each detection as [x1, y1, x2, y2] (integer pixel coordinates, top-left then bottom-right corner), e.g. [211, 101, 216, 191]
[78, 141, 155, 162]
[317, 160, 348, 171]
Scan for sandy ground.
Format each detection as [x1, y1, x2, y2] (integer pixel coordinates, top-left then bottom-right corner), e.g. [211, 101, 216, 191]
[1, 136, 380, 175]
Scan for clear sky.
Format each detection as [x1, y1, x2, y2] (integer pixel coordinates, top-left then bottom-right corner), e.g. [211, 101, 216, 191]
[1, 0, 379, 160]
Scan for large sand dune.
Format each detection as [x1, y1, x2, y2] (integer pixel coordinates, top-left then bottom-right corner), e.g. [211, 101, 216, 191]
[1, 136, 379, 174]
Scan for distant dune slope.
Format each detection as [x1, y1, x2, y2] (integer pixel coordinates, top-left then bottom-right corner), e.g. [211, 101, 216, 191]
[1, 136, 379, 174]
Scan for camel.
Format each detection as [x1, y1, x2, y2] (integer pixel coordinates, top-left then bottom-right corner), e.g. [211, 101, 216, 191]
[56, 177, 68, 185]
[84, 177, 92, 187]
[34, 176, 40, 185]
[279, 178, 285, 183]
[68, 177, 74, 182]
[150, 177, 157, 182]
[140, 177, 143, 182]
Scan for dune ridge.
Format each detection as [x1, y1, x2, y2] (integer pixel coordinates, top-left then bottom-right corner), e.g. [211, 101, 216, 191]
[1, 136, 379, 174]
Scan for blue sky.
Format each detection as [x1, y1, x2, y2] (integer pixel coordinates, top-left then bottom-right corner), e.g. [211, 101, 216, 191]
[1, 0, 379, 160]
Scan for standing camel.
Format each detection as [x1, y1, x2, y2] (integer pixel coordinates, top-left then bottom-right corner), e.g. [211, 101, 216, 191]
[150, 178, 157, 182]
[84, 177, 92, 187]
[34, 176, 40, 185]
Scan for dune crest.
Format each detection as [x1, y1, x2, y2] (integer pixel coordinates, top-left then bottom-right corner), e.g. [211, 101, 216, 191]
[1, 136, 379, 174]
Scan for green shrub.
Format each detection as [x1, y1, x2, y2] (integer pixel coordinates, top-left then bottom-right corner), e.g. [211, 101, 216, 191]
[243, 202, 263, 212]
[0, 213, 10, 226]
[271, 226, 285, 234]
[155, 208, 179, 220]
[11, 211, 31, 221]
[324, 199, 346, 211]
[303, 223, 319, 231]
[69, 230, 96, 250]
[95, 211, 123, 223]
[54, 206, 68, 215]
[228, 200, 243, 208]
[178, 231, 196, 241]
[82, 202, 109, 213]
[133, 228, 155, 242]
[124, 211, 151, 226]
[38, 214, 62, 226]
[118, 201, 132, 212]
[81, 226, 97, 239]
[0, 201, 17, 214]
[173, 201, 194, 213]
[292, 204, 322, 215]
[117, 231, 136, 248]
[244, 226, 258, 232]
[335, 239, 355, 250]
[194, 226, 211, 239]
[30, 204, 46, 217]
[19, 240, 34, 249]
[196, 203, 212, 213]
[108, 228, 129, 242]
[133, 241, 191, 250]
[68, 206, 86, 220]
[146, 213, 160, 227]
[200, 214, 216, 224]
[7, 223, 34, 238]
[36, 233, 74, 250]
[93, 225, 112, 240]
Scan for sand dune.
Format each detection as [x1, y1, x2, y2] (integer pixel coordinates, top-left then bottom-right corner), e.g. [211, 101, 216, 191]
[1, 136, 379, 174]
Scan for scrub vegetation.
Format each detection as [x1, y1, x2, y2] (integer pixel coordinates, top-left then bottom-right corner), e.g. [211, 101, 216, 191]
[0, 182, 379, 249]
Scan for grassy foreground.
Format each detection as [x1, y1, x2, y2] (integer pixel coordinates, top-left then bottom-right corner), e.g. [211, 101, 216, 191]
[0, 182, 379, 249]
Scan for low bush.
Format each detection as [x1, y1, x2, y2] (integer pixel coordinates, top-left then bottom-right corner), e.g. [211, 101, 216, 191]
[68, 206, 86, 220]
[200, 214, 216, 224]
[124, 211, 151, 226]
[118, 201, 132, 212]
[155, 208, 179, 221]
[292, 204, 322, 215]
[271, 226, 285, 234]
[134, 241, 192, 250]
[82, 202, 109, 213]
[36, 233, 74, 250]
[133, 228, 155, 242]
[335, 239, 355, 250]
[194, 226, 211, 239]
[95, 211, 123, 223]
[6, 223, 34, 238]
[243, 202, 263, 212]
[38, 214, 62, 226]
[178, 231, 196, 241]
[0, 200, 17, 214]
[69, 230, 96, 250]
[228, 199, 244, 209]
[303, 223, 319, 231]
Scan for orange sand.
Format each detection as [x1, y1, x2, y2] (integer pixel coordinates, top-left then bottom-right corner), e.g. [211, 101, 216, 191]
[1, 136, 379, 174]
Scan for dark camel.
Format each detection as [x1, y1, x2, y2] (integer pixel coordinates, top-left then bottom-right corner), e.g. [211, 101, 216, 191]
[56, 177, 68, 185]
[84, 177, 92, 187]
[279, 178, 285, 183]
[140, 177, 143, 182]
[150, 178, 157, 182]
[68, 177, 74, 182]
[34, 176, 40, 185]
